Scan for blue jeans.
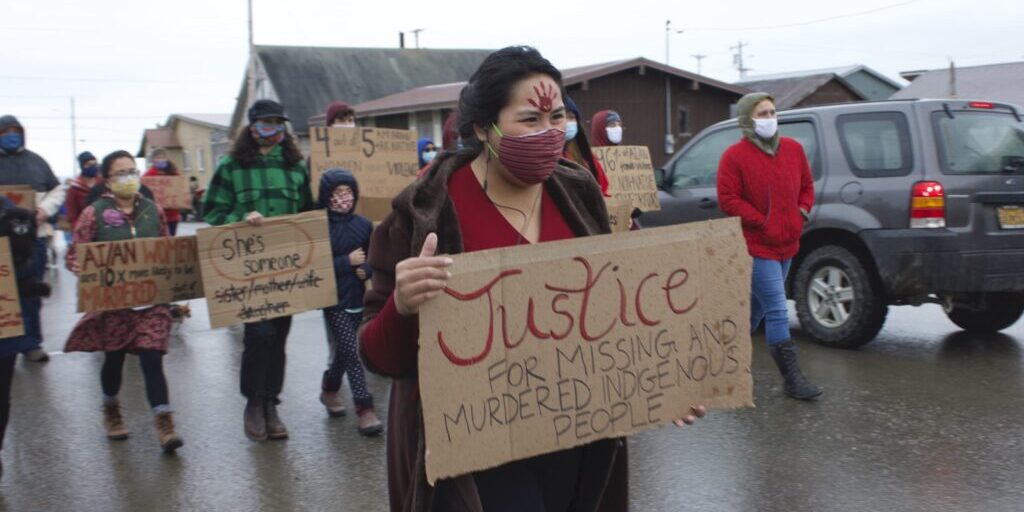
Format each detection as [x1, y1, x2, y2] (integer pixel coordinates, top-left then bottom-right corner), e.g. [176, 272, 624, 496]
[750, 257, 792, 346]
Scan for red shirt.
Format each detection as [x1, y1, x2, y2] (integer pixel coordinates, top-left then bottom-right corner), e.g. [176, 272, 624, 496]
[362, 165, 575, 376]
[717, 137, 814, 260]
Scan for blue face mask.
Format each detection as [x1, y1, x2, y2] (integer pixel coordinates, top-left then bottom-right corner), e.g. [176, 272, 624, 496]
[0, 133, 23, 152]
[422, 150, 437, 163]
[254, 122, 284, 138]
[564, 121, 579, 142]
[81, 165, 98, 178]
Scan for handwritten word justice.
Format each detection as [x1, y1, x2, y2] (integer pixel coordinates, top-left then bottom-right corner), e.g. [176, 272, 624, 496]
[435, 257, 697, 367]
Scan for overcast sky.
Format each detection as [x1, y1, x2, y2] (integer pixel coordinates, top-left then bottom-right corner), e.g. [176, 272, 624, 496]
[3, 0, 1020, 178]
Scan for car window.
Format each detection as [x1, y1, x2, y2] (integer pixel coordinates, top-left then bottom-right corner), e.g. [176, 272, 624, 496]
[780, 121, 822, 180]
[932, 111, 1024, 174]
[670, 127, 741, 189]
[836, 112, 913, 177]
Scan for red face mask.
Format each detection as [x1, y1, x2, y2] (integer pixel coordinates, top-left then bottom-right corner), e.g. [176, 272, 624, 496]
[486, 124, 565, 185]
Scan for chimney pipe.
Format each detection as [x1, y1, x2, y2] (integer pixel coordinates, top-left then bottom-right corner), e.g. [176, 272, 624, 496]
[399, 32, 405, 49]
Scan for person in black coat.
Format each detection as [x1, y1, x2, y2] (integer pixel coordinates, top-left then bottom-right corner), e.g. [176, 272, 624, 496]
[316, 168, 382, 436]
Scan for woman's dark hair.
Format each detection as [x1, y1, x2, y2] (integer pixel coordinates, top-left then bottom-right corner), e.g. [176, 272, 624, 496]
[456, 46, 564, 155]
[229, 125, 304, 170]
[100, 150, 136, 178]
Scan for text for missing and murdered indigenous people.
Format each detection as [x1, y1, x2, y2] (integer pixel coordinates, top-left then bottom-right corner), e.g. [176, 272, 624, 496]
[75, 236, 202, 313]
[418, 217, 753, 483]
[196, 210, 337, 328]
[0, 238, 24, 338]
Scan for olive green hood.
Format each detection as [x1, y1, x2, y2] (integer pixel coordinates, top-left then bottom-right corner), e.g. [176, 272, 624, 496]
[736, 92, 779, 155]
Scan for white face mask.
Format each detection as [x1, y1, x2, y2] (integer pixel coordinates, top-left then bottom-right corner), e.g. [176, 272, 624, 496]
[606, 126, 623, 144]
[333, 122, 356, 128]
[753, 118, 778, 139]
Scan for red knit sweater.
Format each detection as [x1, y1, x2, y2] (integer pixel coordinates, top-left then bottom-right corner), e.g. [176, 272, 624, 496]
[717, 137, 814, 260]
[361, 165, 575, 376]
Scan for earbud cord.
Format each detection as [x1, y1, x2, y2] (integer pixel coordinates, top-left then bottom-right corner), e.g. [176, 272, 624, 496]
[483, 143, 543, 246]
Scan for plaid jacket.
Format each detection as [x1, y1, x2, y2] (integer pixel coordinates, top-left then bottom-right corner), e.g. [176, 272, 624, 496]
[202, 145, 313, 226]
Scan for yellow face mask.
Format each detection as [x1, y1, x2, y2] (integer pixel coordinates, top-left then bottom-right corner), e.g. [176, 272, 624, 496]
[110, 176, 140, 199]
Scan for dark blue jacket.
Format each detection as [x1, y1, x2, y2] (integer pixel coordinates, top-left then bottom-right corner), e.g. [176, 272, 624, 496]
[319, 169, 373, 310]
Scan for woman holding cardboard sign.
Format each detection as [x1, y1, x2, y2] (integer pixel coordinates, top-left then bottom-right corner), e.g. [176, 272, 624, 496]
[360, 46, 705, 512]
[64, 150, 184, 454]
[202, 99, 313, 442]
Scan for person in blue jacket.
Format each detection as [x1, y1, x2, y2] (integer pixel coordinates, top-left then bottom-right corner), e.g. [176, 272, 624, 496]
[317, 168, 382, 436]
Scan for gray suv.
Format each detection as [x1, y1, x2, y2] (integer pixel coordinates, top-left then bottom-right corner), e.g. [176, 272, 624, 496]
[640, 99, 1024, 348]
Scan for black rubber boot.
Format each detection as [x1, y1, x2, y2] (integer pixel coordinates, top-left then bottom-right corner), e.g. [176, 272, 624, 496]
[769, 340, 822, 400]
[244, 398, 267, 441]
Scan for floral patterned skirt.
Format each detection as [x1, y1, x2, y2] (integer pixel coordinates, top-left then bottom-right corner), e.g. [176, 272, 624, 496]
[64, 305, 172, 353]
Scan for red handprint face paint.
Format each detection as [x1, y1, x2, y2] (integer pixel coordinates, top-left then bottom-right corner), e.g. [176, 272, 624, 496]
[528, 81, 558, 113]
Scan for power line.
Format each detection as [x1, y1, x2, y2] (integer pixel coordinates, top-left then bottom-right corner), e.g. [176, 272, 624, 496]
[682, 0, 920, 31]
[18, 115, 166, 120]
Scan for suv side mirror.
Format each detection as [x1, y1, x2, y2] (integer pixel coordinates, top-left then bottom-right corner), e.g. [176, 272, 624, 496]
[654, 168, 667, 189]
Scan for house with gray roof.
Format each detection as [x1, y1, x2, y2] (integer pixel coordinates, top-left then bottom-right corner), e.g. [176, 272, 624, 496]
[893, 61, 1024, 106]
[736, 73, 868, 111]
[738, 65, 904, 105]
[229, 45, 493, 147]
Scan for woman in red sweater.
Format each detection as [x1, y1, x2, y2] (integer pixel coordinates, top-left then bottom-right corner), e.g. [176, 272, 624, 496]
[360, 46, 705, 512]
[717, 92, 821, 400]
[142, 147, 182, 235]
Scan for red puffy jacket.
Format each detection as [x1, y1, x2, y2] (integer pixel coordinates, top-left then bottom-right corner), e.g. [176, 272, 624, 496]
[717, 137, 814, 260]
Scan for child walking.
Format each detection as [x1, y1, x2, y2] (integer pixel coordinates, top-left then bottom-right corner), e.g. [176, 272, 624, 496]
[317, 168, 382, 436]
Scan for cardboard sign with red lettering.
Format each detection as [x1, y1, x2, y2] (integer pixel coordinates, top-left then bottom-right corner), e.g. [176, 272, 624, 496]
[308, 127, 419, 222]
[418, 217, 753, 483]
[196, 210, 337, 328]
[141, 175, 193, 211]
[75, 236, 202, 313]
[0, 185, 36, 212]
[0, 238, 25, 339]
[592, 146, 661, 212]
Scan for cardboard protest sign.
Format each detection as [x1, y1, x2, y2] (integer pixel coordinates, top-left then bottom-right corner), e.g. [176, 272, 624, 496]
[142, 175, 193, 210]
[197, 210, 337, 328]
[593, 146, 661, 212]
[308, 127, 419, 221]
[418, 218, 753, 483]
[0, 185, 36, 211]
[0, 238, 25, 339]
[75, 236, 203, 313]
[604, 197, 634, 233]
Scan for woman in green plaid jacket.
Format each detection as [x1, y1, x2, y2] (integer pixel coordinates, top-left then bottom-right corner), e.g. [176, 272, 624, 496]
[202, 99, 314, 442]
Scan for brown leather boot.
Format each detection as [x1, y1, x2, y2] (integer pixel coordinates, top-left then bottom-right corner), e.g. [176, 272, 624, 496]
[319, 391, 346, 418]
[244, 398, 267, 442]
[103, 401, 130, 440]
[153, 412, 184, 454]
[264, 398, 288, 440]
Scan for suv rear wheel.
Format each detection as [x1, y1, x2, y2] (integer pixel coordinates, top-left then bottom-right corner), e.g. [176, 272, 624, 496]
[794, 245, 888, 349]
[945, 293, 1024, 334]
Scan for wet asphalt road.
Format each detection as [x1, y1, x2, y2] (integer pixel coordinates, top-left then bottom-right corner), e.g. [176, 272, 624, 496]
[1, 223, 1022, 512]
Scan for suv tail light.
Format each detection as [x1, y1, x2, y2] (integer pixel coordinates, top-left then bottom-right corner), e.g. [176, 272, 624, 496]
[968, 101, 995, 109]
[911, 181, 946, 228]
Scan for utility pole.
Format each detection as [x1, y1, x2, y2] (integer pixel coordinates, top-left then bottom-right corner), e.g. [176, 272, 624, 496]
[948, 59, 957, 97]
[410, 29, 424, 49]
[247, 0, 256, 101]
[70, 96, 77, 171]
[731, 41, 751, 80]
[664, 20, 683, 155]
[691, 54, 707, 75]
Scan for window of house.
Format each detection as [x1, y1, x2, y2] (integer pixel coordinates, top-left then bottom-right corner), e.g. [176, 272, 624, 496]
[836, 112, 913, 177]
[678, 107, 690, 136]
[182, 150, 191, 171]
[196, 147, 205, 172]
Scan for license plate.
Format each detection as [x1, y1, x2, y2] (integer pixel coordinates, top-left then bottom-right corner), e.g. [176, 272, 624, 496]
[997, 205, 1024, 229]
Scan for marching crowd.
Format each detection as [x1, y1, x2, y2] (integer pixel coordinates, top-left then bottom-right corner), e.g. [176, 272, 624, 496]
[0, 45, 821, 511]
